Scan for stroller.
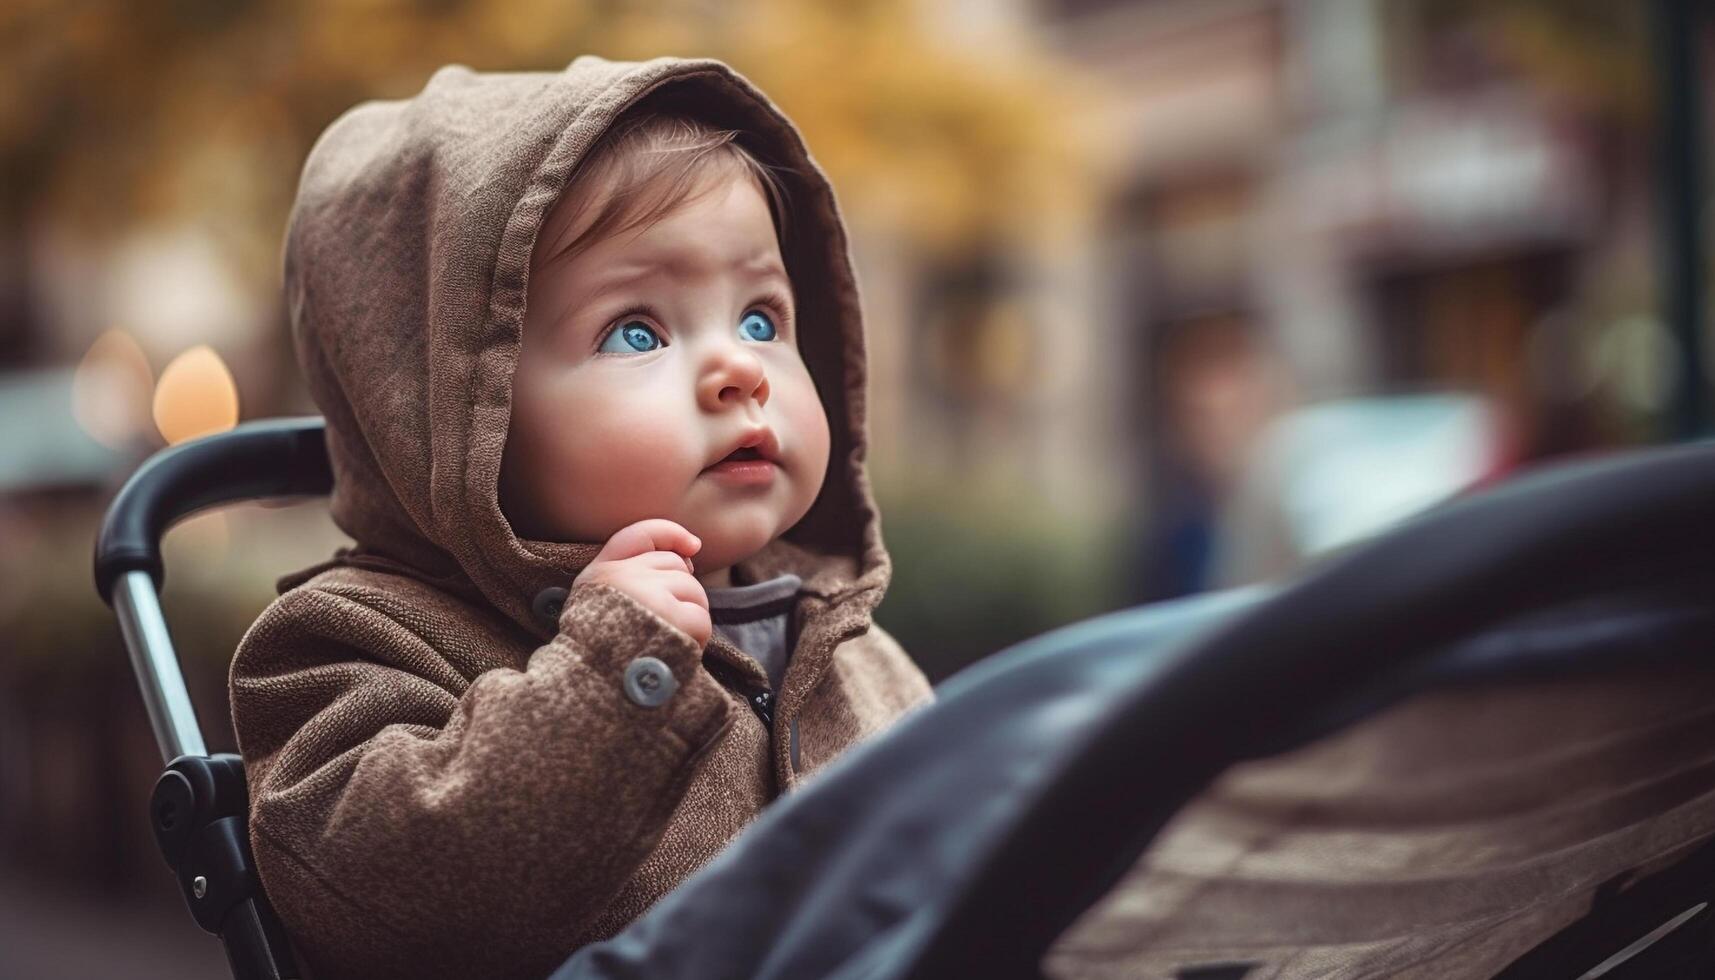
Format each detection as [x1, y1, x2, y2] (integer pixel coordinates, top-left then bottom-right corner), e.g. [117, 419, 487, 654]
[96, 418, 1715, 978]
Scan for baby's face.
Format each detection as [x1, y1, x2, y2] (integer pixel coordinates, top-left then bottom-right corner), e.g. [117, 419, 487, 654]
[502, 171, 830, 585]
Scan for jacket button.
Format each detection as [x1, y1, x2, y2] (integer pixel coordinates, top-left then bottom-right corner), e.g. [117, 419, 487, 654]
[532, 586, 568, 625]
[623, 657, 677, 708]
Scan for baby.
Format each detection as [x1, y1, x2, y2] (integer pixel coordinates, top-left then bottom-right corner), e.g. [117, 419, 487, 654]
[230, 55, 932, 980]
[504, 107, 826, 658]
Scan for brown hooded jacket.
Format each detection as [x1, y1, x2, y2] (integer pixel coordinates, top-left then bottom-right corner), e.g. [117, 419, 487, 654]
[229, 55, 932, 980]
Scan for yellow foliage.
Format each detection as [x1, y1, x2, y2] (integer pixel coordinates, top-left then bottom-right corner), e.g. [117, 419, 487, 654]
[4, 0, 1101, 265]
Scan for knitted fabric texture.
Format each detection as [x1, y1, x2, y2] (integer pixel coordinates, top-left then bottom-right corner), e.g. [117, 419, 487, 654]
[230, 55, 932, 980]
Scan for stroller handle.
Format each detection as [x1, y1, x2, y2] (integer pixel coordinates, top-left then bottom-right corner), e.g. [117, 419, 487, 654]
[93, 418, 325, 978]
[94, 417, 332, 763]
[95, 416, 332, 605]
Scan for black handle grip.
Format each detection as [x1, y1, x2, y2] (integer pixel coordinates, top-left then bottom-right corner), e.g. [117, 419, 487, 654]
[94, 417, 332, 605]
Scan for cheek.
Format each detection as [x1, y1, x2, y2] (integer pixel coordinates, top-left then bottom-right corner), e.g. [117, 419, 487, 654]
[572, 420, 689, 497]
[778, 370, 832, 491]
[512, 371, 699, 539]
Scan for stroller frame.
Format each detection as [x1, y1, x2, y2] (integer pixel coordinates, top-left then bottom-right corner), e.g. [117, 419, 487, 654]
[95, 417, 330, 980]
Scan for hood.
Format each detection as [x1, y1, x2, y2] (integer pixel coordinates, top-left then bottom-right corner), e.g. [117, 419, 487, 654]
[282, 55, 888, 639]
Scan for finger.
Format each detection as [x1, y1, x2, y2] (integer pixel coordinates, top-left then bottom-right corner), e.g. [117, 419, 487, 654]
[671, 602, 712, 648]
[631, 551, 698, 574]
[595, 518, 702, 564]
[664, 572, 709, 610]
[637, 581, 710, 647]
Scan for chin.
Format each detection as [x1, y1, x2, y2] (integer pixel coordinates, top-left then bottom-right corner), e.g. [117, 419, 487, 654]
[695, 538, 772, 574]
[691, 520, 781, 571]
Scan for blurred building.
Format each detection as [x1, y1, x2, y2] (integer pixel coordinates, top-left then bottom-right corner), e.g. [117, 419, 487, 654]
[1036, 0, 1670, 598]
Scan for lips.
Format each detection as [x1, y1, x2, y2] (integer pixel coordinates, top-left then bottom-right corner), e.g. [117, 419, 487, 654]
[706, 428, 780, 471]
[702, 431, 780, 488]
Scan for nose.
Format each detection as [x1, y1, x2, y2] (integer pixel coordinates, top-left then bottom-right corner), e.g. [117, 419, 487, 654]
[697, 341, 770, 412]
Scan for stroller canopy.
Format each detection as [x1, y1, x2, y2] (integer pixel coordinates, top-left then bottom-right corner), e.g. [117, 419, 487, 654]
[557, 442, 1715, 980]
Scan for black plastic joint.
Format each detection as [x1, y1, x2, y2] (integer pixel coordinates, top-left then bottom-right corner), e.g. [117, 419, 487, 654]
[150, 754, 259, 934]
[179, 815, 263, 933]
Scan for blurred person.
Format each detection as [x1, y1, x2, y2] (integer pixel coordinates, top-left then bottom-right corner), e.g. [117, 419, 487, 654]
[1133, 313, 1284, 600]
[229, 56, 932, 980]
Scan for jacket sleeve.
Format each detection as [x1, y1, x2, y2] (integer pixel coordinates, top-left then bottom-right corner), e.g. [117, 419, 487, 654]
[229, 579, 733, 980]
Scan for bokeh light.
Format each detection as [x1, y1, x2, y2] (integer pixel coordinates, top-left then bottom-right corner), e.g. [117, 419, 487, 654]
[71, 328, 154, 450]
[151, 344, 240, 445]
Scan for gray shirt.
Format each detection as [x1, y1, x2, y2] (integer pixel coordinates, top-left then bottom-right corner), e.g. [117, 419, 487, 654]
[707, 573, 803, 691]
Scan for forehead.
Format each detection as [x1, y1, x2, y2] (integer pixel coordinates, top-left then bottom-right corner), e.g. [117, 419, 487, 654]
[535, 173, 786, 294]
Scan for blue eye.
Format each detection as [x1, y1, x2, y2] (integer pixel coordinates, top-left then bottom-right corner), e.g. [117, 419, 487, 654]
[739, 311, 777, 342]
[599, 321, 664, 354]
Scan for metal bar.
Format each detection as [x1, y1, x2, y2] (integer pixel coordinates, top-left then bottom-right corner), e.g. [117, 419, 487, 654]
[1654, 0, 1709, 439]
[113, 570, 207, 762]
[223, 897, 301, 979]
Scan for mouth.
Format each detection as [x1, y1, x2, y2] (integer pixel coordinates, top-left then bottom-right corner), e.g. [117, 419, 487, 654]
[701, 428, 781, 488]
[705, 428, 780, 471]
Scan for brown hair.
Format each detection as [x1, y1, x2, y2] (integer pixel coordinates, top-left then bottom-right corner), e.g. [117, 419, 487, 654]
[534, 112, 793, 270]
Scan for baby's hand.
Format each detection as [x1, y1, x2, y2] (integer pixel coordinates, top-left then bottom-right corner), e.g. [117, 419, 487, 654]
[572, 519, 710, 648]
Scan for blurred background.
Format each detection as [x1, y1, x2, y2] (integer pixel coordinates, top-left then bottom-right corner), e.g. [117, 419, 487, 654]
[3, 0, 1712, 975]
